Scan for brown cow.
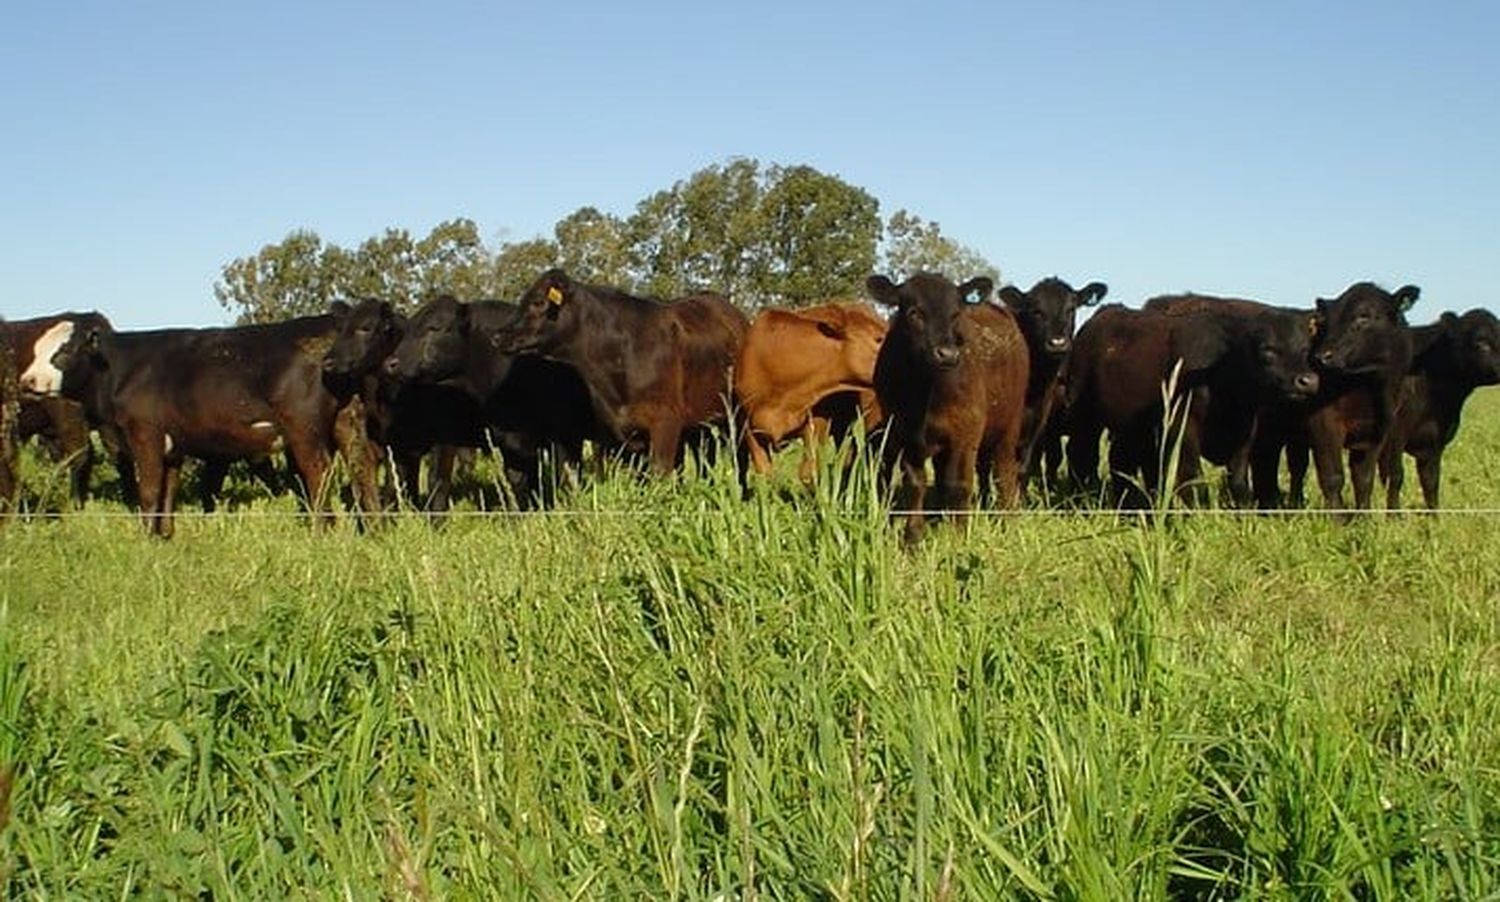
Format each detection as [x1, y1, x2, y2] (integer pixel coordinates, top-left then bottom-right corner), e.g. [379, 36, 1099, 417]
[492, 269, 750, 474]
[868, 272, 1030, 543]
[735, 302, 886, 480]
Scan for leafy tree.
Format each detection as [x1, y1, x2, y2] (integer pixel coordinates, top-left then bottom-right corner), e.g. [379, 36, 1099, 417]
[492, 238, 559, 299]
[214, 230, 346, 324]
[880, 209, 1001, 285]
[752, 164, 881, 305]
[215, 159, 993, 322]
[415, 218, 495, 302]
[554, 207, 631, 287]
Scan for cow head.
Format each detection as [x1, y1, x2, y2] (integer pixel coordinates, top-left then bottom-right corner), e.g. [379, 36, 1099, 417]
[33, 312, 114, 401]
[1441, 309, 1500, 386]
[1246, 311, 1322, 401]
[1312, 282, 1418, 374]
[16, 318, 80, 396]
[866, 272, 992, 370]
[323, 298, 403, 386]
[998, 277, 1107, 358]
[492, 268, 579, 356]
[800, 303, 888, 387]
[385, 295, 471, 384]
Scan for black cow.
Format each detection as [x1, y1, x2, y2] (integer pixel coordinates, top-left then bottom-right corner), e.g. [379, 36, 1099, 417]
[38, 312, 374, 537]
[384, 294, 603, 503]
[997, 277, 1107, 493]
[1066, 300, 1320, 507]
[868, 272, 1031, 543]
[1379, 309, 1500, 508]
[1257, 283, 1419, 511]
[1141, 294, 1322, 507]
[489, 269, 749, 474]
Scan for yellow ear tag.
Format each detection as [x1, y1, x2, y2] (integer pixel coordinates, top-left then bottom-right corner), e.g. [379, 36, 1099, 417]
[1307, 317, 1318, 337]
[547, 286, 564, 306]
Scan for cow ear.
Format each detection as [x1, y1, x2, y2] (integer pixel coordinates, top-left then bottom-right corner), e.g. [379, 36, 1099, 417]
[1440, 311, 1459, 330]
[866, 275, 900, 308]
[997, 285, 1027, 309]
[379, 300, 394, 318]
[958, 276, 994, 305]
[1176, 320, 1229, 372]
[328, 300, 352, 318]
[1393, 284, 1420, 312]
[535, 268, 572, 307]
[1078, 282, 1108, 306]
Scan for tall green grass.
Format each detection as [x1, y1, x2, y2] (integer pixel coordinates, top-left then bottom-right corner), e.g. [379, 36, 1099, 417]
[3, 393, 1500, 897]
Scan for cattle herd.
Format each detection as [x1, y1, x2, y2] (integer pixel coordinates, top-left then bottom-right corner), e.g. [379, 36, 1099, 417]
[3, 268, 1498, 540]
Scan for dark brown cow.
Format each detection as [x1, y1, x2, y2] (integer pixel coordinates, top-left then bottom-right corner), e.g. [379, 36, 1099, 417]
[37, 312, 375, 537]
[1379, 309, 1500, 508]
[1065, 301, 1320, 507]
[1256, 282, 1419, 511]
[868, 272, 1030, 543]
[491, 269, 749, 474]
[735, 302, 886, 480]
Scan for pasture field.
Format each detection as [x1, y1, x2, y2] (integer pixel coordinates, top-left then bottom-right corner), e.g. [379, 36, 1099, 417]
[4, 393, 1500, 898]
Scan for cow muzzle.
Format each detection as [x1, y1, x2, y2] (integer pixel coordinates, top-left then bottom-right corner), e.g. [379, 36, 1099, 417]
[931, 346, 961, 369]
[1292, 372, 1320, 397]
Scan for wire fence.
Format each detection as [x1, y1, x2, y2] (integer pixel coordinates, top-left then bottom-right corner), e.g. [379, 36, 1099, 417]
[6, 506, 1500, 522]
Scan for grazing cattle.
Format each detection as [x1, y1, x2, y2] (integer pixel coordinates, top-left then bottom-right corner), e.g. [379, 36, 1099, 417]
[1065, 300, 1320, 507]
[1378, 309, 1500, 508]
[1255, 283, 1419, 511]
[868, 272, 1030, 543]
[997, 277, 1107, 491]
[35, 312, 374, 537]
[490, 269, 749, 474]
[735, 302, 886, 480]
[383, 294, 603, 503]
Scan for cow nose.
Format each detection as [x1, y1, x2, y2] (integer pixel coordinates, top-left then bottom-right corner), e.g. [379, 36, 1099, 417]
[1316, 349, 1336, 367]
[1047, 336, 1070, 352]
[1294, 372, 1320, 394]
[382, 355, 401, 376]
[932, 346, 961, 368]
[321, 357, 338, 373]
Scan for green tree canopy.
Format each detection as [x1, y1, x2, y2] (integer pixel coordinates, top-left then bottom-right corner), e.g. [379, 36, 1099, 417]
[215, 160, 999, 322]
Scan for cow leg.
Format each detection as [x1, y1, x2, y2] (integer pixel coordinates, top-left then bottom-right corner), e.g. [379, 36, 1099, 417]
[54, 414, 94, 508]
[1067, 420, 1104, 502]
[392, 450, 422, 508]
[648, 420, 684, 475]
[159, 462, 182, 540]
[1108, 431, 1148, 509]
[744, 426, 774, 477]
[1416, 454, 1441, 510]
[938, 446, 979, 522]
[1348, 447, 1376, 510]
[897, 449, 929, 545]
[1286, 441, 1310, 509]
[1310, 439, 1346, 512]
[333, 400, 381, 521]
[1382, 445, 1405, 510]
[131, 434, 167, 536]
[198, 458, 227, 513]
[285, 435, 334, 527]
[1225, 442, 1253, 508]
[1250, 432, 1284, 509]
[798, 416, 832, 485]
[428, 446, 457, 515]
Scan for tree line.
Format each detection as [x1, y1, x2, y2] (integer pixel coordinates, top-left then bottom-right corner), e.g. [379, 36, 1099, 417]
[215, 158, 1000, 323]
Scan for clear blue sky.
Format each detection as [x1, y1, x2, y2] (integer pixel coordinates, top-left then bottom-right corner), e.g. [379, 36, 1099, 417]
[3, 1, 1495, 328]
